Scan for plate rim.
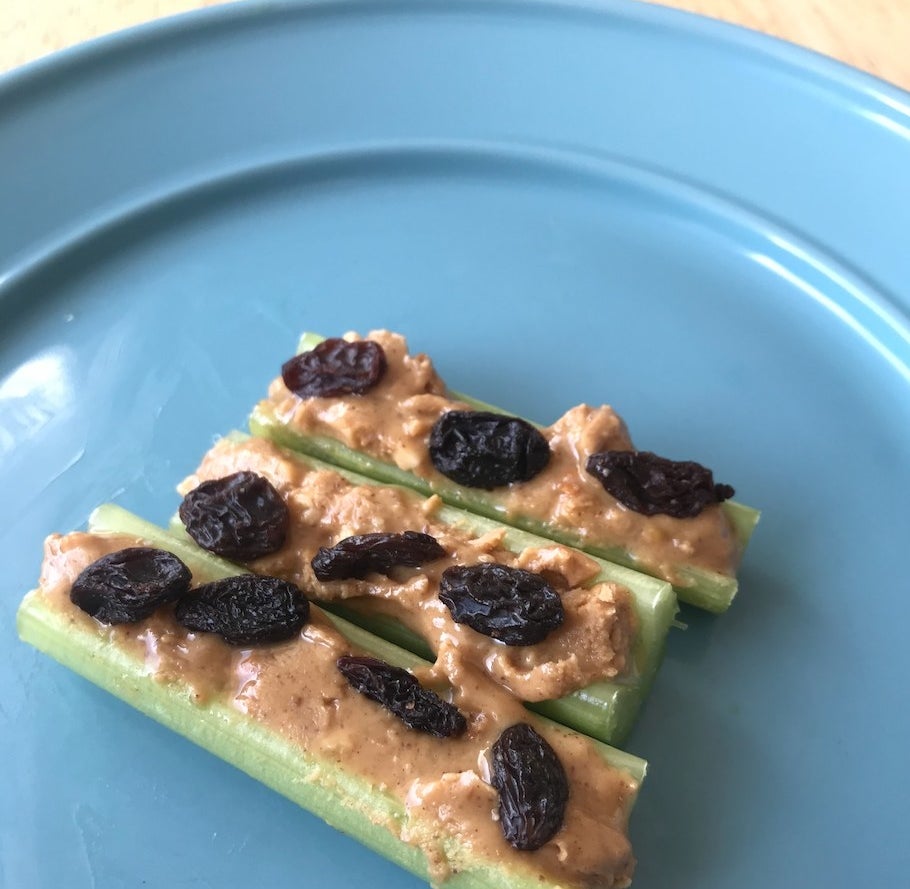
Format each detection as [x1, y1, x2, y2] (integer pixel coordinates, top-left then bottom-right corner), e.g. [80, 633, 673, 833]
[1, 0, 909, 121]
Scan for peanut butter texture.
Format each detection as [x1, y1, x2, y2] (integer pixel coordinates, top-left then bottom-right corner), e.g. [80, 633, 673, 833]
[182, 436, 636, 703]
[262, 330, 740, 584]
[37, 532, 637, 888]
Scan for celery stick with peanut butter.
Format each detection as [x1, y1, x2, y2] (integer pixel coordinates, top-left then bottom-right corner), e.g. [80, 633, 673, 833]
[18, 506, 645, 889]
[251, 330, 759, 613]
[173, 434, 677, 745]
[16, 327, 757, 889]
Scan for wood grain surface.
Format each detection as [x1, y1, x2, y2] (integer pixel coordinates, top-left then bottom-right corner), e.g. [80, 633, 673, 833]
[1, 0, 908, 91]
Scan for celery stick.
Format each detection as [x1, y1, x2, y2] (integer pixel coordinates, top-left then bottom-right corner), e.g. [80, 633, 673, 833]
[172, 433, 677, 744]
[42, 503, 653, 794]
[251, 331, 760, 613]
[18, 510, 646, 889]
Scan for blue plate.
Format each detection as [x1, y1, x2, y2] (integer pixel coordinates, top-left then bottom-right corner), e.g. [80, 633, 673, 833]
[2, 2, 909, 887]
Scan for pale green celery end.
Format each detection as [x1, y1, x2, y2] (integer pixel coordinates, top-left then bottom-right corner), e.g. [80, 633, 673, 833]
[297, 331, 327, 351]
[724, 500, 762, 548]
[18, 594, 643, 889]
[288, 331, 760, 612]
[664, 503, 760, 613]
[671, 567, 737, 614]
[530, 682, 641, 748]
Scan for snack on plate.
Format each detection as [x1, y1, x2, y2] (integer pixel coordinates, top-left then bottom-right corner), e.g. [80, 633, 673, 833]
[173, 434, 677, 744]
[17, 324, 757, 888]
[17, 506, 645, 889]
[251, 331, 760, 613]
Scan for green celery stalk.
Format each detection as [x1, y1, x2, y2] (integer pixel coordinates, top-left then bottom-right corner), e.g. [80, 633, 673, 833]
[249, 331, 759, 613]
[172, 436, 677, 745]
[17, 508, 645, 889]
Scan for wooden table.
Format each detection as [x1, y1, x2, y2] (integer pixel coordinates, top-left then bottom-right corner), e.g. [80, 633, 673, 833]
[2, 0, 908, 91]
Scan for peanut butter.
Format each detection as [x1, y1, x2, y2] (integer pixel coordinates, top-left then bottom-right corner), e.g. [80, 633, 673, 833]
[261, 330, 739, 583]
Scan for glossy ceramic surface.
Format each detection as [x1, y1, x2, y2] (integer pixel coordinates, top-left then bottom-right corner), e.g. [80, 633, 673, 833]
[1, 2, 908, 888]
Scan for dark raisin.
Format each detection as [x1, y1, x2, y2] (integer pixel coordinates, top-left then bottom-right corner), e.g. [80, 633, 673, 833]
[491, 723, 569, 851]
[438, 564, 564, 646]
[586, 450, 735, 518]
[312, 531, 446, 581]
[337, 655, 466, 738]
[281, 338, 387, 398]
[70, 547, 192, 624]
[179, 471, 289, 562]
[428, 410, 550, 489]
[175, 575, 309, 645]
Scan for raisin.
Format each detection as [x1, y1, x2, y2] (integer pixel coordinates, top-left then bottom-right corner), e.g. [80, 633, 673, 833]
[179, 471, 289, 562]
[337, 655, 466, 738]
[281, 338, 387, 398]
[438, 564, 564, 646]
[312, 531, 446, 581]
[586, 450, 735, 518]
[175, 575, 309, 645]
[491, 723, 569, 851]
[428, 410, 550, 489]
[70, 547, 192, 624]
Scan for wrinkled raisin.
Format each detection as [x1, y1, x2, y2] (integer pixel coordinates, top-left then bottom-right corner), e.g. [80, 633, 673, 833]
[281, 338, 387, 398]
[439, 564, 564, 646]
[70, 547, 191, 624]
[175, 575, 309, 645]
[312, 531, 446, 581]
[179, 471, 289, 562]
[491, 723, 569, 851]
[337, 655, 466, 737]
[428, 410, 550, 489]
[586, 450, 735, 518]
